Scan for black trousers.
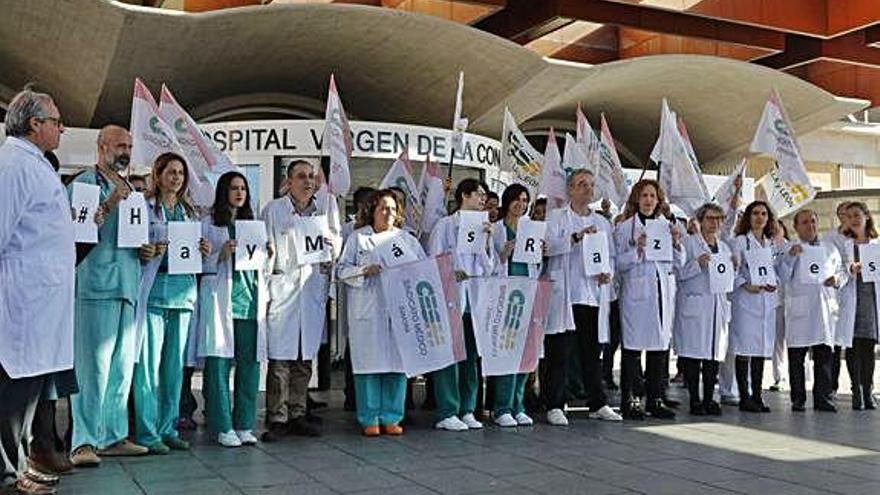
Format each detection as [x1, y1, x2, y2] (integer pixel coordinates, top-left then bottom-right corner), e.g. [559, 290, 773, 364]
[621, 349, 666, 405]
[832, 345, 842, 392]
[789, 344, 835, 408]
[681, 358, 719, 405]
[542, 331, 573, 410]
[29, 398, 65, 456]
[735, 356, 765, 401]
[602, 301, 622, 383]
[573, 305, 608, 411]
[1, 366, 44, 485]
[845, 338, 877, 393]
[179, 366, 197, 419]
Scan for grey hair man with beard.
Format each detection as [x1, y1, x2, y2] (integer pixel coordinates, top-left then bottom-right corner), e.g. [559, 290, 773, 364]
[67, 125, 150, 467]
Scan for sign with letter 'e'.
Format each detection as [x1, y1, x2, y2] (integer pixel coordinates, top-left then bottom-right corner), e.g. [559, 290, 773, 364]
[234, 220, 268, 271]
[859, 244, 880, 283]
[798, 245, 829, 285]
[709, 253, 735, 294]
[457, 210, 489, 255]
[512, 217, 546, 265]
[293, 215, 331, 265]
[118, 192, 149, 248]
[71, 182, 100, 244]
[168, 221, 202, 275]
[644, 219, 672, 262]
[582, 230, 611, 276]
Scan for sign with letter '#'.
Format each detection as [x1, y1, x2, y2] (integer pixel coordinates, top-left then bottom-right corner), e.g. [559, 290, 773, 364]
[582, 230, 611, 276]
[470, 277, 550, 376]
[744, 247, 776, 286]
[457, 210, 489, 255]
[71, 183, 100, 244]
[798, 245, 831, 285]
[381, 254, 464, 377]
[118, 192, 149, 248]
[293, 215, 331, 265]
[644, 219, 673, 262]
[512, 217, 546, 265]
[709, 253, 735, 294]
[234, 220, 267, 271]
[859, 244, 880, 283]
[168, 221, 202, 275]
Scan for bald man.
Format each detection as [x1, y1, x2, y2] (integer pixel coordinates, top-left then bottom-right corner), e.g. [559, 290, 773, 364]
[68, 126, 148, 466]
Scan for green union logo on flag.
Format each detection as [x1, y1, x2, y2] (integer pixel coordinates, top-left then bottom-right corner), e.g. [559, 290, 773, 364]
[416, 281, 446, 347]
[500, 289, 525, 351]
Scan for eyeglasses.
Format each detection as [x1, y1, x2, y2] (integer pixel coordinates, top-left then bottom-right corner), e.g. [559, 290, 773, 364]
[40, 116, 63, 127]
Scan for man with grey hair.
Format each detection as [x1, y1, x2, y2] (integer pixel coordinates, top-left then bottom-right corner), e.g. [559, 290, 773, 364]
[0, 89, 74, 494]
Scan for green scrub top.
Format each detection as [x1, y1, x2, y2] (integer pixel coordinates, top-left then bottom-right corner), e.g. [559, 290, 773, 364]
[147, 203, 197, 310]
[506, 223, 530, 277]
[229, 225, 258, 320]
[69, 170, 141, 303]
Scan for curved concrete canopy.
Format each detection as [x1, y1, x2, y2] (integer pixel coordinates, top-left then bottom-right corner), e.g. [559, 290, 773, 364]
[0, 0, 868, 167]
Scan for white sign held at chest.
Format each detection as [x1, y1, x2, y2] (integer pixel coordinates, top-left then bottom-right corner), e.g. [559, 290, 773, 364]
[798, 245, 830, 285]
[168, 221, 202, 275]
[373, 231, 419, 268]
[644, 219, 673, 262]
[293, 215, 331, 265]
[582, 230, 611, 276]
[709, 253, 735, 294]
[118, 192, 149, 248]
[744, 247, 776, 286]
[859, 244, 880, 283]
[71, 183, 100, 244]
[457, 211, 489, 255]
[512, 217, 546, 265]
[235, 220, 268, 271]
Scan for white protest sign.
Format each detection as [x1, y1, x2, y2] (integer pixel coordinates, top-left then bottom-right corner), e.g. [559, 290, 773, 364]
[71, 183, 100, 244]
[373, 231, 420, 268]
[644, 219, 673, 261]
[456, 210, 489, 255]
[582, 230, 611, 276]
[168, 221, 202, 275]
[293, 215, 331, 265]
[798, 245, 830, 285]
[512, 217, 546, 265]
[234, 220, 267, 271]
[859, 244, 880, 283]
[709, 253, 735, 294]
[117, 192, 149, 248]
[744, 247, 776, 286]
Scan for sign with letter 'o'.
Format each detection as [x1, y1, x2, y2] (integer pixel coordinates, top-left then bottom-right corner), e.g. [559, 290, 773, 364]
[709, 253, 735, 294]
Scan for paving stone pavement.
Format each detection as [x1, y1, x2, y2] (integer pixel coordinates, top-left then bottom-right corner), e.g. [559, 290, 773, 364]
[54, 380, 880, 494]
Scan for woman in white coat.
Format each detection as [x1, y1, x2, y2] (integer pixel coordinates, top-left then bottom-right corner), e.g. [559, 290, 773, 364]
[338, 190, 426, 436]
[199, 172, 269, 447]
[674, 203, 732, 416]
[613, 179, 684, 420]
[428, 178, 496, 431]
[838, 202, 880, 410]
[728, 201, 779, 413]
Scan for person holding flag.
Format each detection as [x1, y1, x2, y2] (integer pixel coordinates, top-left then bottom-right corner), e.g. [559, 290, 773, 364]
[428, 178, 496, 431]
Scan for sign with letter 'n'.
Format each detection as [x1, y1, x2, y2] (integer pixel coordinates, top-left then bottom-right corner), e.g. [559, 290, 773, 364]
[512, 217, 546, 265]
[744, 247, 776, 286]
[234, 220, 267, 271]
[293, 215, 331, 265]
[71, 183, 100, 244]
[168, 221, 202, 275]
[118, 192, 149, 248]
[582, 230, 611, 276]
[859, 244, 880, 283]
[457, 210, 489, 255]
[709, 253, 735, 294]
[644, 219, 673, 262]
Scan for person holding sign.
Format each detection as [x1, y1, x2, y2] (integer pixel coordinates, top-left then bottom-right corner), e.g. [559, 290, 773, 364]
[338, 190, 427, 436]
[260, 159, 337, 441]
[836, 202, 880, 410]
[67, 125, 151, 466]
[132, 153, 208, 454]
[198, 172, 270, 447]
[543, 170, 622, 426]
[489, 184, 539, 427]
[428, 178, 496, 431]
[674, 203, 733, 416]
[728, 201, 780, 413]
[777, 209, 846, 412]
[613, 179, 683, 420]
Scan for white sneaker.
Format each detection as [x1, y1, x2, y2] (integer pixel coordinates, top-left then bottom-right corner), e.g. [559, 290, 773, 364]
[546, 408, 569, 426]
[218, 430, 242, 448]
[589, 405, 623, 421]
[461, 413, 483, 429]
[515, 412, 534, 426]
[494, 413, 517, 427]
[435, 416, 469, 431]
[235, 429, 258, 445]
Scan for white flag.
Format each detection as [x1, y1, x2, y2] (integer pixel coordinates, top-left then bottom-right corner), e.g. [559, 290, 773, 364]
[418, 158, 447, 236]
[130, 78, 182, 169]
[652, 99, 709, 215]
[759, 166, 816, 218]
[562, 132, 588, 176]
[575, 104, 600, 173]
[750, 89, 812, 187]
[678, 116, 711, 200]
[450, 71, 468, 157]
[380, 152, 422, 232]
[713, 158, 747, 215]
[500, 108, 543, 198]
[539, 128, 566, 204]
[597, 114, 629, 206]
[323, 74, 352, 196]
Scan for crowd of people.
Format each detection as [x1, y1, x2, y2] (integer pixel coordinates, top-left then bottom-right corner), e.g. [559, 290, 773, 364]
[2, 88, 879, 495]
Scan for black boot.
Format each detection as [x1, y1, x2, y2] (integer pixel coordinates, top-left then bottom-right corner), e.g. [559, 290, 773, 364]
[689, 401, 706, 416]
[864, 387, 876, 410]
[646, 400, 676, 419]
[852, 386, 864, 411]
[621, 399, 646, 420]
[703, 400, 722, 416]
[739, 396, 763, 413]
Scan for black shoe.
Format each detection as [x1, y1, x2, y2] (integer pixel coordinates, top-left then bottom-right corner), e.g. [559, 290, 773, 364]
[260, 422, 287, 443]
[703, 400, 722, 416]
[814, 402, 838, 413]
[739, 397, 763, 413]
[288, 417, 322, 437]
[689, 402, 706, 416]
[852, 389, 864, 411]
[661, 397, 680, 409]
[647, 401, 676, 419]
[791, 402, 806, 412]
[307, 396, 328, 410]
[303, 412, 323, 425]
[753, 397, 771, 413]
[621, 400, 646, 421]
[865, 391, 877, 410]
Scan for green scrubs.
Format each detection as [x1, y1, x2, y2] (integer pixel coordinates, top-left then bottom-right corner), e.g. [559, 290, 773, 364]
[353, 374, 407, 427]
[432, 313, 480, 422]
[69, 171, 141, 450]
[132, 203, 197, 448]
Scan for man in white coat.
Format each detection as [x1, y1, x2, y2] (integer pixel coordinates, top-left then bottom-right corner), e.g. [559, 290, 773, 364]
[260, 159, 337, 440]
[778, 209, 846, 412]
[0, 89, 75, 494]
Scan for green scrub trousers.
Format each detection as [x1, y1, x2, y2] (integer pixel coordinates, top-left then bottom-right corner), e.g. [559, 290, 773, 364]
[353, 373, 407, 427]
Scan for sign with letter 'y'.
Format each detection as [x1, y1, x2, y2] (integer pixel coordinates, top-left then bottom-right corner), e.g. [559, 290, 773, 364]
[234, 220, 268, 271]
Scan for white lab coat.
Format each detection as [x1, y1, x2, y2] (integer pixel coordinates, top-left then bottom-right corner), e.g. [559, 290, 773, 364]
[338, 226, 426, 374]
[728, 233, 779, 358]
[833, 236, 880, 347]
[777, 238, 846, 348]
[261, 195, 338, 361]
[0, 137, 76, 378]
[197, 219, 269, 361]
[427, 212, 496, 312]
[613, 215, 685, 351]
[673, 234, 731, 361]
